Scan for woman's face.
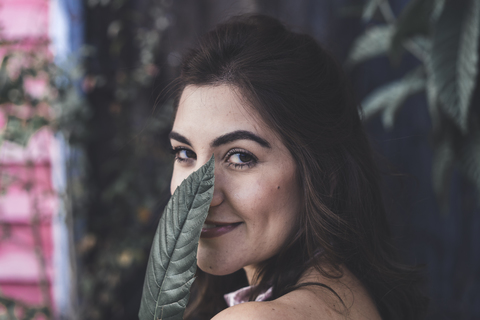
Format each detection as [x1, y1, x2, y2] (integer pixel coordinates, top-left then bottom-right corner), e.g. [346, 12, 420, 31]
[170, 85, 301, 281]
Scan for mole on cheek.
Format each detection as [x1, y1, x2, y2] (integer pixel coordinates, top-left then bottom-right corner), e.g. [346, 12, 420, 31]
[277, 186, 280, 190]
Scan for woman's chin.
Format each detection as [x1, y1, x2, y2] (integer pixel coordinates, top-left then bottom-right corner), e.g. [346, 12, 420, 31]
[197, 260, 242, 276]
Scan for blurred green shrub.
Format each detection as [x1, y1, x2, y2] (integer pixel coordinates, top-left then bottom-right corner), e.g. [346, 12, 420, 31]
[347, 0, 480, 210]
[79, 0, 175, 319]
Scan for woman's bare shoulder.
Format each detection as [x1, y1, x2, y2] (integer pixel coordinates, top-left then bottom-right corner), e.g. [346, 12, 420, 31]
[212, 266, 381, 320]
[211, 300, 288, 320]
[211, 289, 352, 320]
[211, 297, 336, 320]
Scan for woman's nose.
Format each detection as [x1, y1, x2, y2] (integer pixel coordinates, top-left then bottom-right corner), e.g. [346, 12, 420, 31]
[209, 165, 224, 207]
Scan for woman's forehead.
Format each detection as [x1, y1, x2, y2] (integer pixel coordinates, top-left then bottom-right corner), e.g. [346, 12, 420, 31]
[175, 85, 265, 131]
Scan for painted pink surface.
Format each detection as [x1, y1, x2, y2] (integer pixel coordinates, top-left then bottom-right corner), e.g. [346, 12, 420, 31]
[0, 129, 57, 308]
[0, 163, 54, 193]
[0, 224, 54, 256]
[0, 283, 48, 306]
[0, 0, 49, 39]
[0, 0, 57, 313]
[0, 128, 58, 224]
[0, 110, 5, 130]
[0, 245, 53, 282]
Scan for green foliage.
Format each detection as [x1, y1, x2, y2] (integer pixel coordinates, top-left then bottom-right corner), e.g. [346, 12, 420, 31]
[389, 0, 436, 62]
[430, 0, 480, 133]
[139, 157, 214, 320]
[0, 296, 50, 320]
[362, 0, 381, 22]
[458, 127, 480, 198]
[2, 115, 49, 146]
[346, 25, 393, 66]
[348, 0, 480, 209]
[431, 129, 455, 210]
[0, 47, 87, 146]
[362, 68, 425, 129]
[79, 1, 179, 319]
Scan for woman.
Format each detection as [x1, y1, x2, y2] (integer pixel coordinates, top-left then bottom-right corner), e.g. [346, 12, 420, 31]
[168, 14, 428, 320]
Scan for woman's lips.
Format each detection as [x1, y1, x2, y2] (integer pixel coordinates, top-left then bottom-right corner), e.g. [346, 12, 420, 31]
[200, 221, 242, 238]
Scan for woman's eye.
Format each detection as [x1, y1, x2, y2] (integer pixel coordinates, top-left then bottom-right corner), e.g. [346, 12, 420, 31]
[226, 149, 257, 169]
[230, 153, 253, 163]
[172, 148, 196, 162]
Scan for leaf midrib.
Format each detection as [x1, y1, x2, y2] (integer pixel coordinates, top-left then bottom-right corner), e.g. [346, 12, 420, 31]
[154, 177, 206, 320]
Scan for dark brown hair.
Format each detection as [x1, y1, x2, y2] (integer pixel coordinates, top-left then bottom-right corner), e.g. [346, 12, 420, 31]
[174, 14, 428, 320]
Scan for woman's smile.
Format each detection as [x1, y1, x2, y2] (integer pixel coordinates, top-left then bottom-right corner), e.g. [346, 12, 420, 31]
[200, 220, 243, 238]
[170, 84, 301, 281]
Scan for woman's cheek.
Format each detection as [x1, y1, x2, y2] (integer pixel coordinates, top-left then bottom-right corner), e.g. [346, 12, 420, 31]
[232, 178, 267, 209]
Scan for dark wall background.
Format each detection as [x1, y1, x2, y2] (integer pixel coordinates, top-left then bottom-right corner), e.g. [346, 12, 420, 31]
[81, 0, 480, 319]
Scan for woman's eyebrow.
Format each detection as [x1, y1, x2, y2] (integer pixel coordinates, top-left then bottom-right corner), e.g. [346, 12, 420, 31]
[211, 130, 271, 148]
[169, 131, 192, 147]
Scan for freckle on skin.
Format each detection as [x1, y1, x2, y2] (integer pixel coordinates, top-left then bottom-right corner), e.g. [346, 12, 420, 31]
[277, 186, 280, 189]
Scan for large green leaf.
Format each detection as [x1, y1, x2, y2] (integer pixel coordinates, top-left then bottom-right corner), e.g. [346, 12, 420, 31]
[430, 0, 480, 133]
[346, 25, 393, 67]
[139, 156, 215, 320]
[361, 68, 425, 129]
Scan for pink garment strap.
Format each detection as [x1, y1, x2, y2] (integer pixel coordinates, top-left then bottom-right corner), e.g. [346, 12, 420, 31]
[224, 286, 273, 307]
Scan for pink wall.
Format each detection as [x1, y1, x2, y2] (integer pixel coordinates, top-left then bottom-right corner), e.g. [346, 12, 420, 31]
[0, 0, 49, 39]
[0, 0, 58, 317]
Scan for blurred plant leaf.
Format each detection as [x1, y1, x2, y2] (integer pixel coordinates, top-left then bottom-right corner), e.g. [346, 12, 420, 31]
[411, 35, 432, 53]
[390, 0, 436, 63]
[425, 48, 442, 131]
[362, 67, 425, 129]
[431, 0, 446, 21]
[0, 295, 50, 320]
[431, 129, 455, 212]
[351, 0, 480, 212]
[363, 0, 382, 22]
[458, 125, 480, 199]
[432, 119, 480, 212]
[0, 56, 9, 90]
[2, 115, 49, 146]
[0, 58, 26, 106]
[0, 296, 17, 320]
[346, 25, 393, 66]
[138, 156, 214, 320]
[430, 0, 480, 133]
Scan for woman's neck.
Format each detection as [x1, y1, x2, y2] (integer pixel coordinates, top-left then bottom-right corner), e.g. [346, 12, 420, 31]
[243, 265, 258, 286]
